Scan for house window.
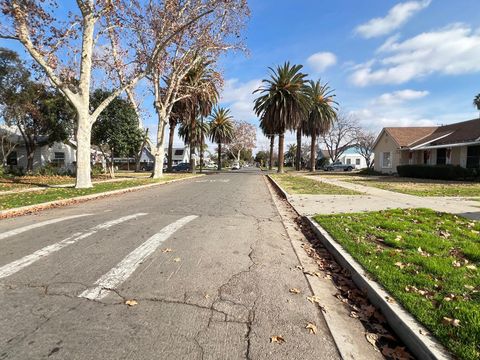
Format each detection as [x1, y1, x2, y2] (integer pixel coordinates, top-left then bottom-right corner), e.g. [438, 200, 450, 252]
[466, 146, 480, 168]
[6, 151, 17, 166]
[346, 158, 351, 165]
[356, 158, 361, 166]
[381, 152, 392, 168]
[436, 148, 447, 165]
[52, 152, 65, 167]
[174, 149, 184, 156]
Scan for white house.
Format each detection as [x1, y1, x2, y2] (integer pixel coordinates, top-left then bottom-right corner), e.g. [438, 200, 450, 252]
[1, 127, 103, 173]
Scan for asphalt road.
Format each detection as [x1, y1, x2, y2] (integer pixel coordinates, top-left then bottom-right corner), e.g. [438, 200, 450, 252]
[0, 169, 340, 360]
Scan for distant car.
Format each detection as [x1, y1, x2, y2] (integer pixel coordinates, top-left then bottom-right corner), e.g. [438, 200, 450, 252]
[141, 163, 154, 171]
[172, 162, 190, 172]
[231, 162, 240, 170]
[325, 161, 355, 172]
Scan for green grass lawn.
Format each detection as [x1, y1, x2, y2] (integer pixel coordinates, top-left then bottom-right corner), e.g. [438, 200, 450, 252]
[348, 177, 480, 197]
[270, 174, 360, 195]
[314, 208, 480, 360]
[0, 174, 195, 210]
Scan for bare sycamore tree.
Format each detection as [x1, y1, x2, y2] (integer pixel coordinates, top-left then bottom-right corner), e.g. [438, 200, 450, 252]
[0, 0, 212, 187]
[357, 129, 376, 168]
[320, 113, 360, 163]
[128, 0, 248, 178]
[225, 120, 256, 163]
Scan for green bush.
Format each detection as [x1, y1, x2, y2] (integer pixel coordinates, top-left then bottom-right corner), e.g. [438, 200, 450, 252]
[358, 167, 385, 176]
[397, 164, 479, 181]
[91, 164, 104, 176]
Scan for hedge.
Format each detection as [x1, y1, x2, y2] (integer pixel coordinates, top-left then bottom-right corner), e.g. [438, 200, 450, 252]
[396, 164, 479, 181]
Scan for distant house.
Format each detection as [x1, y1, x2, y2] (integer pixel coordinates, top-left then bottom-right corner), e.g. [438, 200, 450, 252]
[166, 147, 190, 165]
[318, 148, 372, 169]
[373, 118, 480, 174]
[1, 127, 104, 173]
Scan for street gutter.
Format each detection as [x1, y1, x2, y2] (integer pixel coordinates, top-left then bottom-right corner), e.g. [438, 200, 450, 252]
[265, 174, 452, 360]
[0, 174, 205, 220]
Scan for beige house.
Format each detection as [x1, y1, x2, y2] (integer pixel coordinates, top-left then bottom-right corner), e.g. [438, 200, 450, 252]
[373, 118, 480, 174]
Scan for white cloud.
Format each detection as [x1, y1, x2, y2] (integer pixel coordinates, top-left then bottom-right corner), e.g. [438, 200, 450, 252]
[306, 52, 337, 73]
[355, 0, 431, 38]
[351, 24, 480, 86]
[373, 89, 429, 105]
[220, 78, 262, 121]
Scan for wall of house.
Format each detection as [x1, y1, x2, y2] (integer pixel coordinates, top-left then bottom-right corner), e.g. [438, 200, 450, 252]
[374, 131, 401, 173]
[41, 142, 76, 169]
[339, 154, 372, 169]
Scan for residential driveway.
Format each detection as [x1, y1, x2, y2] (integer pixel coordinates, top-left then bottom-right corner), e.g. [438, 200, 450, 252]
[0, 170, 339, 360]
[292, 175, 480, 220]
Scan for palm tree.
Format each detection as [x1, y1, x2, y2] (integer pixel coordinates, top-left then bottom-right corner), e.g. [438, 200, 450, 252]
[178, 117, 210, 164]
[259, 118, 275, 169]
[304, 80, 337, 171]
[474, 93, 480, 116]
[209, 107, 234, 170]
[253, 62, 310, 173]
[167, 100, 187, 172]
[181, 60, 219, 174]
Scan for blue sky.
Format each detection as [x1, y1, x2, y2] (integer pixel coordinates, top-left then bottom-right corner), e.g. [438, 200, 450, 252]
[2, 1, 480, 153]
[218, 0, 480, 151]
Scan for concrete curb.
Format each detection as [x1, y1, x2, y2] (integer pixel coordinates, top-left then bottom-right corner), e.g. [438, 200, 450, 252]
[266, 174, 453, 360]
[265, 175, 290, 200]
[0, 174, 205, 220]
[306, 218, 452, 360]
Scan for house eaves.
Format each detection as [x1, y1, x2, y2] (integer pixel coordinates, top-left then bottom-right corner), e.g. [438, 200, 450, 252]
[409, 132, 454, 150]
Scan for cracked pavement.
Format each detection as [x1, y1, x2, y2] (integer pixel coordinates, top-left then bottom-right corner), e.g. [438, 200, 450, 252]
[0, 169, 340, 359]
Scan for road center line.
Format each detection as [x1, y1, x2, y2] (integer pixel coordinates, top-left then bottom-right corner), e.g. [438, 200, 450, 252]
[0, 213, 147, 279]
[78, 215, 198, 301]
[0, 214, 93, 241]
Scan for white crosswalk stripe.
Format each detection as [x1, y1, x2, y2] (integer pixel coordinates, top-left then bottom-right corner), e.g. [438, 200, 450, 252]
[0, 213, 147, 279]
[79, 215, 198, 301]
[0, 214, 93, 241]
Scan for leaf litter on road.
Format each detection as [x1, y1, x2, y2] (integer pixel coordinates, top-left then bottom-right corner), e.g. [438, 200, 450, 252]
[270, 335, 285, 344]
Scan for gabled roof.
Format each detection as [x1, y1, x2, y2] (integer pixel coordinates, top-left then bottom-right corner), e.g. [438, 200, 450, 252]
[410, 118, 480, 148]
[383, 127, 438, 148]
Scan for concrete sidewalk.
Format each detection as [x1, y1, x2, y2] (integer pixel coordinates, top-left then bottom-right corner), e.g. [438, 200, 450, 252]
[291, 175, 480, 220]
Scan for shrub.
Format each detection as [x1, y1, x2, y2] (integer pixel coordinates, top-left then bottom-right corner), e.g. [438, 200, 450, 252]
[358, 167, 385, 176]
[91, 163, 105, 176]
[397, 164, 479, 181]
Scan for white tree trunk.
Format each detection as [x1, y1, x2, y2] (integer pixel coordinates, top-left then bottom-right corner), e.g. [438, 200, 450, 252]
[153, 109, 168, 179]
[75, 114, 93, 188]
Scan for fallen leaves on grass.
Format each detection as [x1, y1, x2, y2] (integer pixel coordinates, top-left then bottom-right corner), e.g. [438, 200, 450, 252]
[442, 317, 461, 327]
[125, 299, 138, 306]
[305, 323, 317, 334]
[270, 335, 285, 344]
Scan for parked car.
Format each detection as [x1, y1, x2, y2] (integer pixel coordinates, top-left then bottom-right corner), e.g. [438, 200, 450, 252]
[141, 163, 154, 171]
[325, 161, 355, 172]
[232, 162, 240, 170]
[172, 162, 190, 172]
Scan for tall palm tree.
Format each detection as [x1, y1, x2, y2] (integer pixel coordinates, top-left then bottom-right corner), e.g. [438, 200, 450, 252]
[178, 117, 210, 160]
[167, 99, 187, 172]
[253, 62, 310, 173]
[259, 118, 275, 170]
[209, 107, 234, 170]
[474, 93, 480, 116]
[305, 80, 337, 171]
[182, 60, 219, 174]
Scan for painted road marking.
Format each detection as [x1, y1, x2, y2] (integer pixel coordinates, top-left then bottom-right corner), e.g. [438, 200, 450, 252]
[79, 215, 198, 301]
[0, 213, 147, 279]
[0, 214, 93, 241]
[194, 179, 230, 183]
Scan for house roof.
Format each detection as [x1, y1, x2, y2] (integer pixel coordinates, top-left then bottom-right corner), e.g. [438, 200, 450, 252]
[410, 118, 480, 148]
[383, 127, 438, 148]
